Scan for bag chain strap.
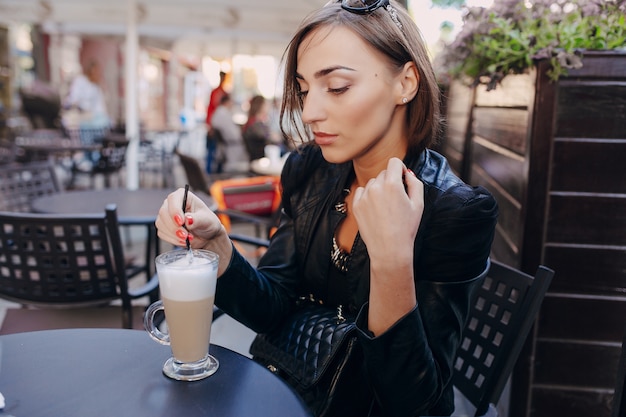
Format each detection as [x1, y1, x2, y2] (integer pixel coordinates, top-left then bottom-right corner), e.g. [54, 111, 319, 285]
[299, 294, 346, 324]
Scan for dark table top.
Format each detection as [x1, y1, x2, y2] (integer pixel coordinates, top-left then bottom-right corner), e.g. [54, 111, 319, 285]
[31, 188, 215, 224]
[0, 329, 311, 417]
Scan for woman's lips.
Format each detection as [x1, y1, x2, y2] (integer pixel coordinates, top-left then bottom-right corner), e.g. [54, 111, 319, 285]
[313, 132, 337, 146]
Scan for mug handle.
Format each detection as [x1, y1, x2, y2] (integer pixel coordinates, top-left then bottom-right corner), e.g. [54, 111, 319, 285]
[144, 300, 170, 345]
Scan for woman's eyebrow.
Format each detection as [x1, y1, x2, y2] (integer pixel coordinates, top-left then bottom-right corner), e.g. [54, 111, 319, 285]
[295, 65, 355, 81]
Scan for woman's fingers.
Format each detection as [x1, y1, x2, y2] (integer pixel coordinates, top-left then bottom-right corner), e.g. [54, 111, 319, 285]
[156, 188, 216, 247]
[352, 158, 424, 253]
[403, 168, 424, 208]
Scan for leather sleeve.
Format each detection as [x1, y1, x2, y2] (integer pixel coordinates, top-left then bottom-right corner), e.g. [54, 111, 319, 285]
[214, 208, 301, 334]
[355, 185, 498, 416]
[214, 149, 314, 334]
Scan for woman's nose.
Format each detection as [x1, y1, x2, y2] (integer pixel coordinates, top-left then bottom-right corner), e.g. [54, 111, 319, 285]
[301, 92, 325, 125]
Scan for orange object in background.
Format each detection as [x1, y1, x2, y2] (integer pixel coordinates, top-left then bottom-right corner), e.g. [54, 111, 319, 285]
[209, 175, 282, 236]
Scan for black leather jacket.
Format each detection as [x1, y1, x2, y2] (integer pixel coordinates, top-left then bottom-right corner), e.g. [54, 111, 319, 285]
[215, 144, 498, 416]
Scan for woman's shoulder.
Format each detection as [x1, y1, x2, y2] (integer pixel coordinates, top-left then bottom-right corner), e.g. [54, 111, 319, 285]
[412, 150, 462, 191]
[416, 149, 498, 219]
[415, 151, 498, 281]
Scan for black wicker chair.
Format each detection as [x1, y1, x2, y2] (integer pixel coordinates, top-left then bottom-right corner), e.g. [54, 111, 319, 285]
[70, 134, 128, 189]
[0, 205, 158, 332]
[453, 260, 554, 416]
[175, 149, 213, 195]
[0, 161, 61, 212]
[0, 138, 17, 165]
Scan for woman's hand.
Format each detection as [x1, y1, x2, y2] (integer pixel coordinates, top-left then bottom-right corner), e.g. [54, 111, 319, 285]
[352, 157, 424, 264]
[352, 157, 424, 335]
[155, 188, 234, 275]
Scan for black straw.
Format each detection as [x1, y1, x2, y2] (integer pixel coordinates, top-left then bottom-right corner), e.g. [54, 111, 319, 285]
[182, 184, 191, 250]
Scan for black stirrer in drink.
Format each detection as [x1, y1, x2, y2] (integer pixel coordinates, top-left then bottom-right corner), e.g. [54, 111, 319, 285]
[182, 184, 191, 251]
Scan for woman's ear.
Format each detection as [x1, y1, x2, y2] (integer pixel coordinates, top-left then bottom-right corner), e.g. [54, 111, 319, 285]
[396, 62, 419, 105]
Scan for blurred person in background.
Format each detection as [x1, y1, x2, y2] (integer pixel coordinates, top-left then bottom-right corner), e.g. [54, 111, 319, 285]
[63, 59, 110, 133]
[210, 93, 249, 173]
[267, 96, 294, 153]
[62, 59, 110, 167]
[205, 71, 228, 173]
[242, 95, 272, 161]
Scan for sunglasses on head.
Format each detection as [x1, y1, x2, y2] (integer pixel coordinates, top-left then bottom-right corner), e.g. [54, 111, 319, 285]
[339, 0, 403, 31]
[341, 0, 390, 14]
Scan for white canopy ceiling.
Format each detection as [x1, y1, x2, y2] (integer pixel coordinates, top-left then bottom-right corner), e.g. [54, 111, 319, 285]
[0, 0, 329, 57]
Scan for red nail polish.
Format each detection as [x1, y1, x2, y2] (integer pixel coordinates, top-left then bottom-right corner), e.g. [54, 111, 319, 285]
[406, 169, 415, 176]
[185, 214, 193, 226]
[174, 214, 183, 226]
[176, 229, 186, 239]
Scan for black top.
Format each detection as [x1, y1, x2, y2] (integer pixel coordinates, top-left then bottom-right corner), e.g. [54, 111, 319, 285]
[216, 144, 498, 416]
[242, 119, 271, 161]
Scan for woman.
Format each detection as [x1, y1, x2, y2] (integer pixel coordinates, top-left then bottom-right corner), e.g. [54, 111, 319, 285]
[156, 1, 498, 415]
[205, 71, 227, 173]
[63, 59, 110, 132]
[242, 95, 272, 161]
[210, 93, 250, 173]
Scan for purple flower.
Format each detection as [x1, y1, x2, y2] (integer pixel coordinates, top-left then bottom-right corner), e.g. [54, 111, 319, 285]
[434, 0, 624, 88]
[491, 0, 521, 18]
[532, 45, 554, 60]
[580, 1, 602, 16]
[556, 51, 583, 69]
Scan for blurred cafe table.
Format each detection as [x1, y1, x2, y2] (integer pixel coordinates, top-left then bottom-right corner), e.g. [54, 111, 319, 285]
[14, 134, 102, 186]
[15, 134, 101, 167]
[31, 188, 216, 277]
[15, 134, 101, 157]
[250, 155, 287, 177]
[0, 329, 312, 417]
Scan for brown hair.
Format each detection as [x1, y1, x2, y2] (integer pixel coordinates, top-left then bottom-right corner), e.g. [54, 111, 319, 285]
[219, 93, 231, 105]
[279, 0, 441, 156]
[247, 95, 267, 120]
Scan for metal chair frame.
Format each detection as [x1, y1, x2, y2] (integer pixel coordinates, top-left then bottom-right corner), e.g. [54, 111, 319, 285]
[453, 260, 554, 416]
[0, 205, 158, 329]
[209, 175, 281, 240]
[176, 149, 280, 239]
[0, 161, 61, 212]
[71, 134, 129, 188]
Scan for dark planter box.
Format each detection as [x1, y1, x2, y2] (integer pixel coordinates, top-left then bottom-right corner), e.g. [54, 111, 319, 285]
[440, 51, 626, 417]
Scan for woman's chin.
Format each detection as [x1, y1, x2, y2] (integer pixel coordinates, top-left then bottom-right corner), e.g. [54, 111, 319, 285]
[319, 148, 350, 165]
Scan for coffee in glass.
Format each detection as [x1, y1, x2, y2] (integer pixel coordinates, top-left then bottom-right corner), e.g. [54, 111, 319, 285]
[144, 249, 219, 381]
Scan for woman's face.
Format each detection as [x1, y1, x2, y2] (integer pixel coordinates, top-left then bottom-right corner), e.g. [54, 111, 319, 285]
[296, 25, 407, 164]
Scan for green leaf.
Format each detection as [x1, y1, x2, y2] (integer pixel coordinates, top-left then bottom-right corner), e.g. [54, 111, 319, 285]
[434, 0, 625, 89]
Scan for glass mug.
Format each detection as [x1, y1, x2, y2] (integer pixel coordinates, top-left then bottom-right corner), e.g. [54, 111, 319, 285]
[144, 249, 219, 381]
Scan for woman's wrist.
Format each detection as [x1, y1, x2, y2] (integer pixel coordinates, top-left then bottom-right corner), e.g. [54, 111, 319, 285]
[200, 225, 234, 276]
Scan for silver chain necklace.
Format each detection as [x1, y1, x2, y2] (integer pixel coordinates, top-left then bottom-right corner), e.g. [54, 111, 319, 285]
[331, 188, 351, 273]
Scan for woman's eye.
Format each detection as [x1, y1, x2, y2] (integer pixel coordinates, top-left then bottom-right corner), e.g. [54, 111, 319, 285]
[328, 86, 349, 95]
[297, 90, 309, 98]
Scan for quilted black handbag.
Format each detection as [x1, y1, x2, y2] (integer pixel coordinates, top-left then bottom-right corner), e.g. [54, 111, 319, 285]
[250, 303, 372, 417]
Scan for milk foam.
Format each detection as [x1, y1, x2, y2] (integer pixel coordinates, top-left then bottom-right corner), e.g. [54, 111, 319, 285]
[156, 253, 218, 301]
